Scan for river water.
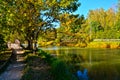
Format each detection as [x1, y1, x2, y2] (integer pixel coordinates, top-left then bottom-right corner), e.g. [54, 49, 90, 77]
[40, 47, 120, 80]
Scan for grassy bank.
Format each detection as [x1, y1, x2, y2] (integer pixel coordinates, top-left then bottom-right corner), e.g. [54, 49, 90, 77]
[38, 40, 87, 48]
[21, 49, 78, 80]
[87, 42, 120, 49]
[38, 40, 120, 49]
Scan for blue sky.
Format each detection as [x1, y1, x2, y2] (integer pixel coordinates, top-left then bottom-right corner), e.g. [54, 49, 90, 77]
[75, 0, 118, 18]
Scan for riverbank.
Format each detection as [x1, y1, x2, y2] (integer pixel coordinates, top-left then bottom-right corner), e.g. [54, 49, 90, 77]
[21, 50, 78, 80]
[38, 40, 120, 49]
[87, 42, 120, 49]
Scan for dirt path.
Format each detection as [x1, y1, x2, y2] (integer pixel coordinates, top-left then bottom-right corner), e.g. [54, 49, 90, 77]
[0, 50, 25, 80]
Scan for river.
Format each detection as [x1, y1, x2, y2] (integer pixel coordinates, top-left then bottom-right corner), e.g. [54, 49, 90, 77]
[40, 47, 120, 80]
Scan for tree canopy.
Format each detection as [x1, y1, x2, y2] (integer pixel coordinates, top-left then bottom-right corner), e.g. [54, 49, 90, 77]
[0, 0, 80, 49]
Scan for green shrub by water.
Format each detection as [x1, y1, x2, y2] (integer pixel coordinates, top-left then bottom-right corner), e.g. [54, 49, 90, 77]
[51, 59, 77, 80]
[38, 49, 57, 64]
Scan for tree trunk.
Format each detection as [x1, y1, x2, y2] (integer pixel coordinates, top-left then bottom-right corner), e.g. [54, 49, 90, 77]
[26, 39, 33, 50]
[33, 41, 37, 54]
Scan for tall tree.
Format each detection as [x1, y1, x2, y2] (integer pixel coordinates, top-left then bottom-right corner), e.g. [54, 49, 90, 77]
[87, 8, 116, 39]
[0, 0, 80, 51]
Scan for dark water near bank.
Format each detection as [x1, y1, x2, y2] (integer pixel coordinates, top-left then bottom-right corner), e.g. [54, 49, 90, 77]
[40, 47, 120, 80]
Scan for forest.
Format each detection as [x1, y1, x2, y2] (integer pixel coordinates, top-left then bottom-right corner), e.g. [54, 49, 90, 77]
[0, 0, 120, 49]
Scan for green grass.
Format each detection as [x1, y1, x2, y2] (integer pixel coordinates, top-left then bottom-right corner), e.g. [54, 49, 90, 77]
[87, 42, 120, 48]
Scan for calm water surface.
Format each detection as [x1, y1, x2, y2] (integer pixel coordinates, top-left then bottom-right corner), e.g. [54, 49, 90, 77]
[40, 47, 120, 80]
[41, 47, 120, 64]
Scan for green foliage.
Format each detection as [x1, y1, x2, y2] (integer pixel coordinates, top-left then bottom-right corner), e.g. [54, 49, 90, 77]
[38, 49, 56, 64]
[0, 34, 6, 51]
[21, 66, 35, 80]
[0, 0, 80, 50]
[87, 8, 120, 40]
[91, 21, 103, 33]
[115, 20, 120, 31]
[0, 34, 5, 43]
[51, 59, 77, 80]
[88, 42, 120, 48]
[25, 54, 39, 66]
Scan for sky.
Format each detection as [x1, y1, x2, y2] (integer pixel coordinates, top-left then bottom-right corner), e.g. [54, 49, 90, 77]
[75, 0, 118, 18]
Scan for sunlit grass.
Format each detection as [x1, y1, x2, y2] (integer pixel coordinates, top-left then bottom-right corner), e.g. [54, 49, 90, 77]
[87, 42, 120, 48]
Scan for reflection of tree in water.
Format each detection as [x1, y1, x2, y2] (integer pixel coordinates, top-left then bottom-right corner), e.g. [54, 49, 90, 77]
[70, 53, 85, 64]
[59, 53, 85, 64]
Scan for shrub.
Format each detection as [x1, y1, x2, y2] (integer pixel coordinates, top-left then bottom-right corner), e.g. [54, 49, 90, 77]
[110, 42, 120, 49]
[87, 42, 120, 49]
[51, 59, 77, 80]
[0, 34, 6, 51]
[38, 49, 56, 64]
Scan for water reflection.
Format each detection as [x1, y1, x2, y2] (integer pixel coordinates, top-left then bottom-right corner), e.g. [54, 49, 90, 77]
[89, 51, 92, 65]
[42, 47, 120, 64]
[40, 46, 59, 50]
[41, 47, 120, 80]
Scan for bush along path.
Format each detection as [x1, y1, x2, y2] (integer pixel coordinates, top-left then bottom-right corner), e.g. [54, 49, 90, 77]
[0, 49, 25, 80]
